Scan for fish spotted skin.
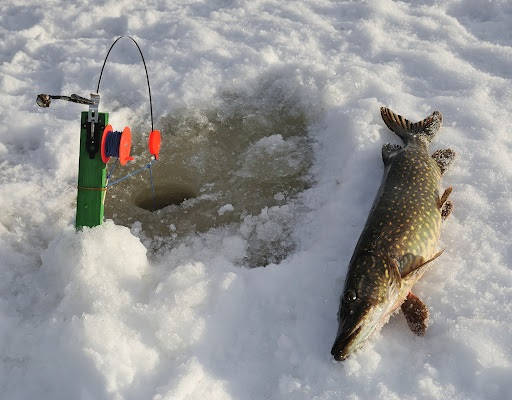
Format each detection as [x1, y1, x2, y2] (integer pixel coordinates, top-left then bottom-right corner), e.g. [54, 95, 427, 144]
[331, 107, 455, 361]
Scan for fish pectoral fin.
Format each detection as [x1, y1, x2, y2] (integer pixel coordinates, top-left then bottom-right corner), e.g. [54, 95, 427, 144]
[382, 143, 403, 165]
[437, 186, 453, 209]
[399, 250, 444, 280]
[401, 292, 429, 335]
[432, 148, 455, 175]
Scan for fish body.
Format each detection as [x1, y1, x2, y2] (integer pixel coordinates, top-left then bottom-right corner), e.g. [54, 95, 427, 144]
[331, 107, 455, 361]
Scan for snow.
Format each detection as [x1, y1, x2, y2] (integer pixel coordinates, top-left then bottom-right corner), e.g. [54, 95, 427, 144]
[1, 0, 512, 399]
[218, 204, 234, 216]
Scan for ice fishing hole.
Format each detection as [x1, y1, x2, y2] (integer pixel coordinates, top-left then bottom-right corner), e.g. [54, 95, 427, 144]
[134, 184, 198, 212]
[104, 75, 320, 266]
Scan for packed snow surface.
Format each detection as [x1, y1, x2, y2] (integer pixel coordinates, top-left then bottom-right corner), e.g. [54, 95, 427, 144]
[1, 1, 512, 399]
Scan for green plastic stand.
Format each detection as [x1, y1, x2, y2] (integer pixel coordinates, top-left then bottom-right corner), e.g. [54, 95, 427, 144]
[75, 111, 109, 229]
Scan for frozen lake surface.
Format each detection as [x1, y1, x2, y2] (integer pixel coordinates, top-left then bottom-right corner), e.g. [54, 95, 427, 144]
[0, 1, 511, 399]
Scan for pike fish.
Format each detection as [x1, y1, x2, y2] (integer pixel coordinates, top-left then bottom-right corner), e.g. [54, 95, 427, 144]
[331, 107, 455, 361]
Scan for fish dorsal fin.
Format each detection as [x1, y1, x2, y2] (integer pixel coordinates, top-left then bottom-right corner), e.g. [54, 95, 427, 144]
[380, 107, 443, 144]
[399, 250, 444, 280]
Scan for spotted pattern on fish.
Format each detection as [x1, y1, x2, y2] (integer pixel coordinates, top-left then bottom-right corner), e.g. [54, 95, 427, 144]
[358, 140, 443, 264]
[331, 107, 455, 361]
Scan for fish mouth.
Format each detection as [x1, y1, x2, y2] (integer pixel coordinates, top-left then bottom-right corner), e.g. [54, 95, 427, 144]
[331, 325, 362, 361]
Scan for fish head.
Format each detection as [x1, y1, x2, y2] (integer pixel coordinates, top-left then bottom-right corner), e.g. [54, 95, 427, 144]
[331, 253, 401, 361]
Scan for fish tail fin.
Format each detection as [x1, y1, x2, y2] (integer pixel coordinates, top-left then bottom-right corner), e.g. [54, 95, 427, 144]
[380, 107, 442, 144]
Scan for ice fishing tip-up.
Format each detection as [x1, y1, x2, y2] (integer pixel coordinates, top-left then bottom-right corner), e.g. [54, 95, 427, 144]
[35, 36, 161, 229]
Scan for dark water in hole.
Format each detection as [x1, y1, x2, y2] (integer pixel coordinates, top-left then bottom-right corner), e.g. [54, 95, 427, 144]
[104, 79, 318, 266]
[133, 184, 198, 212]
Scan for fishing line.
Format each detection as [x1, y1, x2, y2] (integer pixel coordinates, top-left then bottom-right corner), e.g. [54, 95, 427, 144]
[104, 130, 123, 158]
[106, 159, 119, 180]
[106, 160, 157, 188]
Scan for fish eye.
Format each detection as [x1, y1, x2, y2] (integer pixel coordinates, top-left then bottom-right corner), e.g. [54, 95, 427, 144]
[344, 289, 357, 303]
